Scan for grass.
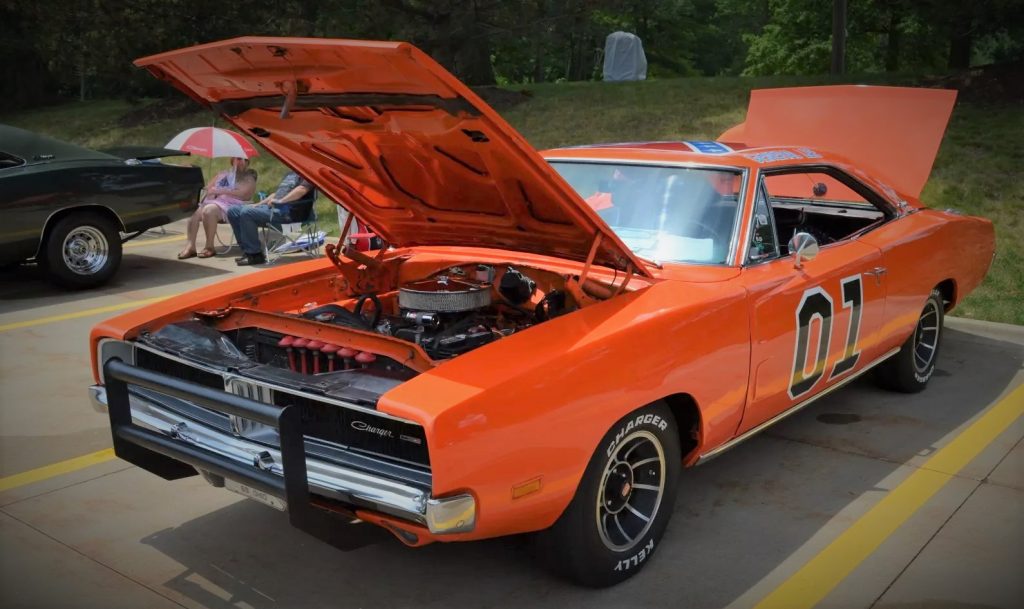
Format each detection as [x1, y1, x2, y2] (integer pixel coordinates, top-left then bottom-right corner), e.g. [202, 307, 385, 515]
[3, 74, 1020, 323]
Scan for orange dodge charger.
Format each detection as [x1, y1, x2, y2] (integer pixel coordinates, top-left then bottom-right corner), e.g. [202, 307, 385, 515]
[88, 38, 994, 587]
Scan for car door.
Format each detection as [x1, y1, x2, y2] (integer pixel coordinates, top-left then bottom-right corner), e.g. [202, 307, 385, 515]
[736, 171, 889, 434]
[0, 148, 41, 264]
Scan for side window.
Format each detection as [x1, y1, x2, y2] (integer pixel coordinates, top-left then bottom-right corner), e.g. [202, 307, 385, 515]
[0, 151, 25, 170]
[763, 169, 888, 248]
[748, 183, 779, 263]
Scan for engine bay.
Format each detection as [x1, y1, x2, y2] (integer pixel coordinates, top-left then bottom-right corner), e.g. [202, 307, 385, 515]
[282, 263, 578, 361]
[139, 261, 622, 401]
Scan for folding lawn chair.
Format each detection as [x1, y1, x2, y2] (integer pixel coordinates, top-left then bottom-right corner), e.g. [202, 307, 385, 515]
[260, 193, 324, 263]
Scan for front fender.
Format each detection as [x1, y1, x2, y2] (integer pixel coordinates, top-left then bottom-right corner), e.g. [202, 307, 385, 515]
[378, 280, 750, 540]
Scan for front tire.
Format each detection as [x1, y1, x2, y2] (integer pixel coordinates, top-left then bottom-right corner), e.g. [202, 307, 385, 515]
[42, 212, 122, 289]
[537, 402, 681, 587]
[875, 289, 944, 393]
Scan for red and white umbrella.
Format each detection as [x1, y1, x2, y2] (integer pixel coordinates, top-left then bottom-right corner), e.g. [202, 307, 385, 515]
[165, 127, 259, 159]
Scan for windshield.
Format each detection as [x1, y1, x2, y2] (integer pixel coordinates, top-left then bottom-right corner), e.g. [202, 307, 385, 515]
[550, 162, 744, 264]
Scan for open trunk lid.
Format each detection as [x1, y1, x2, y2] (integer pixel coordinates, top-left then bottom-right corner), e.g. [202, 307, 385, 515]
[719, 85, 956, 198]
[135, 37, 652, 276]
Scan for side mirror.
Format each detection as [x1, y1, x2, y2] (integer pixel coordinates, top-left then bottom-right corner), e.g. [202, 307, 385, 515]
[788, 232, 819, 269]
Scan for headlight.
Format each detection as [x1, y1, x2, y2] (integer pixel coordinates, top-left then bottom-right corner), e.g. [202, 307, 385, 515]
[97, 339, 135, 384]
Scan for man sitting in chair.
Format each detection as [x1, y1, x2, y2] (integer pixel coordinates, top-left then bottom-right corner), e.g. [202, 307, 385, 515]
[227, 171, 316, 266]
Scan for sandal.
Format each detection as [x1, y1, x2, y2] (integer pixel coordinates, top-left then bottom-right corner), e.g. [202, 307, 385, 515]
[197, 249, 217, 259]
[177, 249, 197, 260]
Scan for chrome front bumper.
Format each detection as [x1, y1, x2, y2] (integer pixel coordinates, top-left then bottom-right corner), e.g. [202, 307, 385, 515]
[90, 360, 474, 539]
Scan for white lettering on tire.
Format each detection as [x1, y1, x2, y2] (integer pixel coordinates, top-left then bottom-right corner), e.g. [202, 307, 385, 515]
[614, 538, 655, 572]
[607, 415, 668, 457]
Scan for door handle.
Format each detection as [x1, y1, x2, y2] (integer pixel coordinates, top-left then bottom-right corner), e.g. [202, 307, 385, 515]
[864, 267, 887, 284]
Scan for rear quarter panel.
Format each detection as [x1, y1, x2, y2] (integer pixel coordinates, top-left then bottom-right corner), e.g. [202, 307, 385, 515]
[379, 279, 750, 539]
[0, 161, 201, 263]
[859, 209, 994, 351]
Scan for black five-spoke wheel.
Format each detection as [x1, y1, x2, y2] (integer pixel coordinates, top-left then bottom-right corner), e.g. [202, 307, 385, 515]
[596, 431, 666, 551]
[876, 288, 945, 393]
[537, 402, 680, 587]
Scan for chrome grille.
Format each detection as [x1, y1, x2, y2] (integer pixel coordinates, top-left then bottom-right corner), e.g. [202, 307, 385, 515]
[224, 376, 276, 440]
[132, 345, 431, 471]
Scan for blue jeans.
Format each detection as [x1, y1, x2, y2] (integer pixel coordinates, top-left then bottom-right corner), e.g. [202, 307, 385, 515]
[226, 204, 277, 255]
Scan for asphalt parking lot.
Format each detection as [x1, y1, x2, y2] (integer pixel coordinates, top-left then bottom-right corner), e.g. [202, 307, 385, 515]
[0, 221, 1021, 609]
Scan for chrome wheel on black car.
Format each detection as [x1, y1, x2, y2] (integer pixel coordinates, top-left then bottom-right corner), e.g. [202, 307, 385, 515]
[538, 402, 680, 587]
[62, 226, 110, 276]
[43, 212, 122, 289]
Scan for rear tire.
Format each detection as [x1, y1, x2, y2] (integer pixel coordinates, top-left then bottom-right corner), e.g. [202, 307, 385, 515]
[536, 402, 681, 587]
[875, 289, 944, 393]
[42, 212, 122, 289]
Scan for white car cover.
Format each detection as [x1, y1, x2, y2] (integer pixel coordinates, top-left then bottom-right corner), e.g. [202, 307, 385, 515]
[602, 31, 647, 82]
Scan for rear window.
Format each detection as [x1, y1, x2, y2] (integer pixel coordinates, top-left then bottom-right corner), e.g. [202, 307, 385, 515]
[0, 151, 24, 170]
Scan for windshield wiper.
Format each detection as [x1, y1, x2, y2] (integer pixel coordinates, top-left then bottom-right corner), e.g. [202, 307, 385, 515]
[634, 255, 663, 269]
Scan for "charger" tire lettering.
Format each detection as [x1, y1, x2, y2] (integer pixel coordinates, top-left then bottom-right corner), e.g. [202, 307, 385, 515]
[607, 414, 668, 457]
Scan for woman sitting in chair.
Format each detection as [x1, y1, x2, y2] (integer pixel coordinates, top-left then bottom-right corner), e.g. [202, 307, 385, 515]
[177, 158, 257, 259]
[227, 171, 316, 266]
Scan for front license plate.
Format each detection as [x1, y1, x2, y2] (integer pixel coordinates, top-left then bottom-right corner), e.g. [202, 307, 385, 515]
[224, 478, 287, 511]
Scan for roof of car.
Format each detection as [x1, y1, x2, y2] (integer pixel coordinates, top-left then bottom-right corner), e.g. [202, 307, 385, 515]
[541, 140, 855, 171]
[0, 124, 116, 162]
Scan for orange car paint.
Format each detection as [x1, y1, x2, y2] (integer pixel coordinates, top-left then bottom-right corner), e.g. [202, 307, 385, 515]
[90, 38, 994, 545]
[718, 85, 957, 198]
[133, 37, 653, 278]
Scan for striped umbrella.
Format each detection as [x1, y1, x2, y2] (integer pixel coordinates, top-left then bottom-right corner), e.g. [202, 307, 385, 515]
[165, 127, 259, 159]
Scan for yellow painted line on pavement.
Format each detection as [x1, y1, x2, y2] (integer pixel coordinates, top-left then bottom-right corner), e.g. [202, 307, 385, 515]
[754, 382, 1024, 609]
[0, 449, 116, 493]
[124, 234, 185, 248]
[0, 295, 170, 333]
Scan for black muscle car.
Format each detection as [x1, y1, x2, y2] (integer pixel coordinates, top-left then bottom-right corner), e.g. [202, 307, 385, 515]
[1, 124, 204, 288]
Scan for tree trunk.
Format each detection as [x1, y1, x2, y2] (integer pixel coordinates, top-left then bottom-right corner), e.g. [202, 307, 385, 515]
[830, 0, 847, 75]
[455, 34, 496, 85]
[532, 0, 546, 82]
[565, 0, 588, 81]
[79, 56, 86, 102]
[884, 3, 900, 72]
[947, 4, 974, 69]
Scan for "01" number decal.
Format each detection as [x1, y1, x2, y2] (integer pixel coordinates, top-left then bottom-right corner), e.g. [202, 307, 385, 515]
[788, 275, 863, 399]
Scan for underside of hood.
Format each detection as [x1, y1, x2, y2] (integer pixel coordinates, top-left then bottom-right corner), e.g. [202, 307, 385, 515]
[135, 37, 651, 276]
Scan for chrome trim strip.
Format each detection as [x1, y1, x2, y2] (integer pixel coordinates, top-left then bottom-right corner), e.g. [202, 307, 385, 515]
[737, 168, 763, 265]
[544, 157, 746, 170]
[738, 164, 899, 267]
[697, 346, 900, 463]
[91, 384, 438, 525]
[89, 383, 108, 413]
[729, 167, 752, 266]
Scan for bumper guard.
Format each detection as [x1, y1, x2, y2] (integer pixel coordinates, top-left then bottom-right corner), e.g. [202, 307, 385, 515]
[100, 358, 473, 548]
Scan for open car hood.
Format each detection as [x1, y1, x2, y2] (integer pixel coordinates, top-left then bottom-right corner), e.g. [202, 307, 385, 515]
[719, 85, 956, 198]
[135, 37, 651, 276]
